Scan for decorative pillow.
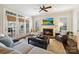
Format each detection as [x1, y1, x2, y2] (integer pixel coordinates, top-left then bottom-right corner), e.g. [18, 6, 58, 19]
[0, 35, 13, 47]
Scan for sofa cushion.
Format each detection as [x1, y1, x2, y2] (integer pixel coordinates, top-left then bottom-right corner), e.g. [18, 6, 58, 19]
[0, 42, 21, 54]
[13, 42, 34, 54]
[28, 47, 53, 54]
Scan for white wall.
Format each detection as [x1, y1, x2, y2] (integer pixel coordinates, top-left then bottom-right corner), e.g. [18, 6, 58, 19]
[72, 9, 78, 34]
[33, 10, 73, 34]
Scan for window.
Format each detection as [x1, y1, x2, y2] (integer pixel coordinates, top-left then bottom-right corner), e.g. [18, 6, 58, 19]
[60, 16, 67, 32]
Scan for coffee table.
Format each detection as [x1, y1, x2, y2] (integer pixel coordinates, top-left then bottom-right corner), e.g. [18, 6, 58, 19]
[28, 36, 49, 49]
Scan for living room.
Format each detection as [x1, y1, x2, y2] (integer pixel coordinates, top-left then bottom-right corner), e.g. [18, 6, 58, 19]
[0, 4, 79, 54]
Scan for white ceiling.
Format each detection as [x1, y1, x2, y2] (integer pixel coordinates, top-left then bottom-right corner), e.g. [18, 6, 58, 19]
[1, 4, 79, 16]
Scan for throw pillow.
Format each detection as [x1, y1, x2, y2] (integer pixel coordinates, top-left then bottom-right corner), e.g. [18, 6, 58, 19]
[0, 35, 13, 47]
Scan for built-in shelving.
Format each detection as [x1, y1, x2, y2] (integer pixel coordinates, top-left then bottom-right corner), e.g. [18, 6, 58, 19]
[4, 9, 30, 39]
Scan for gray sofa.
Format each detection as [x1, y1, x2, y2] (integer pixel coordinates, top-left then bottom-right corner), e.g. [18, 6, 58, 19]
[13, 41, 53, 54]
[0, 41, 53, 54]
[0, 34, 53, 54]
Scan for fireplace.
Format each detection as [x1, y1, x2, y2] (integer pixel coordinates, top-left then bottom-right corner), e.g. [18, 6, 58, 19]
[43, 29, 53, 36]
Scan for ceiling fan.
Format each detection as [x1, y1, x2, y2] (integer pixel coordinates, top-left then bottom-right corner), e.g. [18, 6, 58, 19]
[39, 5, 52, 12]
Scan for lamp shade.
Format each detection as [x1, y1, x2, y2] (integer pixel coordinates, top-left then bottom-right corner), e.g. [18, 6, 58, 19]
[58, 22, 63, 26]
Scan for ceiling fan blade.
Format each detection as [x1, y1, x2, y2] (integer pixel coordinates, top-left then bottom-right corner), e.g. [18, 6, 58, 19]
[45, 6, 52, 9]
[43, 5, 45, 9]
[40, 7, 42, 9]
[39, 5, 52, 12]
[44, 9, 48, 12]
[39, 10, 42, 12]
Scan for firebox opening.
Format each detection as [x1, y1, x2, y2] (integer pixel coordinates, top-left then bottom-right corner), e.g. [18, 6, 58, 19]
[43, 29, 53, 36]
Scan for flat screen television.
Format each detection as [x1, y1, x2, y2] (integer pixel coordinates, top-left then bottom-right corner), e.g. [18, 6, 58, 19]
[43, 20, 53, 25]
[43, 18, 54, 25]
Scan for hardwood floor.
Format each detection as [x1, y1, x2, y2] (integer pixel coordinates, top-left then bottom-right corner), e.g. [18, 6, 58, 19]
[47, 39, 66, 54]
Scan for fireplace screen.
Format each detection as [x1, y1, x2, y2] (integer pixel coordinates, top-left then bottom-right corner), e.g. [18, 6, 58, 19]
[43, 29, 53, 36]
